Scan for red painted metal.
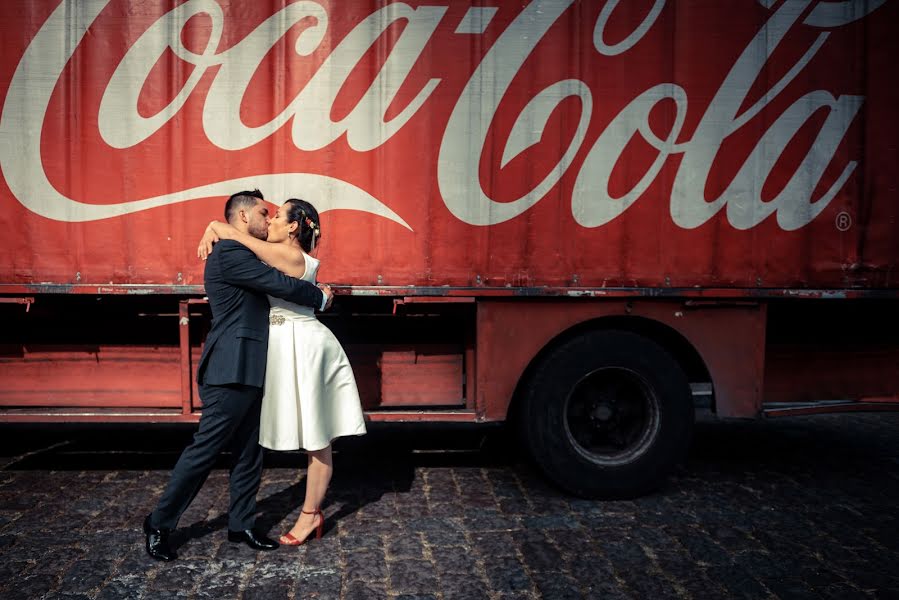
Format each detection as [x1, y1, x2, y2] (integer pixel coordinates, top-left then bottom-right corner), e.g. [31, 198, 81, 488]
[0, 297, 34, 311]
[379, 350, 464, 407]
[476, 300, 767, 420]
[0, 1, 896, 292]
[0, 346, 184, 408]
[862, 396, 899, 403]
[764, 345, 899, 405]
[2, 284, 898, 300]
[1, 1, 897, 423]
[763, 403, 899, 418]
[0, 408, 481, 424]
[0, 410, 203, 424]
[364, 410, 480, 423]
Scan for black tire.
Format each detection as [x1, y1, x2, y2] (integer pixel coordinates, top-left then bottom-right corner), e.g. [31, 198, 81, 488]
[519, 329, 693, 499]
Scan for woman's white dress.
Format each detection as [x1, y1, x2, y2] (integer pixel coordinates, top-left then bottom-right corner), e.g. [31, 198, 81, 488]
[259, 253, 366, 451]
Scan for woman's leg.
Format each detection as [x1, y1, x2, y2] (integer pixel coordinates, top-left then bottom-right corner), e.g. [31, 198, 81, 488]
[285, 445, 332, 540]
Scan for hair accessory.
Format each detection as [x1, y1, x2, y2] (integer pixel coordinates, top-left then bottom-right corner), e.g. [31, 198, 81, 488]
[297, 209, 320, 250]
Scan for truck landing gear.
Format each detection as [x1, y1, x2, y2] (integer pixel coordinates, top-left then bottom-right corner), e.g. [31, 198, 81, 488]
[520, 330, 694, 499]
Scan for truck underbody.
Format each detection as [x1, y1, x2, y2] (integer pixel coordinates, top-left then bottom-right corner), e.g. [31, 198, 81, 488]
[2, 287, 896, 498]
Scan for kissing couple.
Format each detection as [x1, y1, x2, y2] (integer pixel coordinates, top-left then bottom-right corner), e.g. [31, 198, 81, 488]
[143, 189, 367, 560]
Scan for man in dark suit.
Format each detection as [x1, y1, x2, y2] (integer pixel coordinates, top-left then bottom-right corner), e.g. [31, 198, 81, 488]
[143, 189, 332, 561]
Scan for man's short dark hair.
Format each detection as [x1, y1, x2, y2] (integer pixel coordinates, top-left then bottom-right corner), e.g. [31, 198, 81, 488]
[224, 189, 264, 223]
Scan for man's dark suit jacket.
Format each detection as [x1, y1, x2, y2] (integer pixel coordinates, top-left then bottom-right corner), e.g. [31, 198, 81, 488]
[196, 239, 324, 388]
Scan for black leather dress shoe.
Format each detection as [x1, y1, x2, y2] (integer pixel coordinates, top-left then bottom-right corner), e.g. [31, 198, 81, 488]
[227, 529, 279, 550]
[143, 514, 177, 561]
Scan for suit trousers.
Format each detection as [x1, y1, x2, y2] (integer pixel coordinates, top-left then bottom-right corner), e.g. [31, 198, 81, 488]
[151, 382, 264, 531]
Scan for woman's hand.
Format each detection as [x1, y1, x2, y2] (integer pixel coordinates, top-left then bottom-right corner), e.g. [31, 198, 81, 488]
[197, 224, 220, 260]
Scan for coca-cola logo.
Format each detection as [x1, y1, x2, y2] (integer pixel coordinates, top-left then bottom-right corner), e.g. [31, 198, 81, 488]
[0, 0, 886, 231]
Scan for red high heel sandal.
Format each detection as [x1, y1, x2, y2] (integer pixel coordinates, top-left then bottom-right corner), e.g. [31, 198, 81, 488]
[279, 508, 324, 546]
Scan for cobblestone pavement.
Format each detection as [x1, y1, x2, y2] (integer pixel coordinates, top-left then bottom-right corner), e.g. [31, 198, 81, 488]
[0, 413, 897, 599]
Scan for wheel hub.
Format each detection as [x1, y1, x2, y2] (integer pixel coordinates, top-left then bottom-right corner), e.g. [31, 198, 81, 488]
[563, 367, 661, 467]
[591, 403, 614, 422]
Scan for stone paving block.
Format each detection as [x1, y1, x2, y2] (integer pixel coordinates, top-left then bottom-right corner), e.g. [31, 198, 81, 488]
[498, 497, 530, 515]
[148, 560, 207, 591]
[16, 572, 60, 599]
[344, 548, 388, 582]
[668, 526, 733, 567]
[582, 577, 635, 600]
[343, 579, 387, 600]
[617, 568, 682, 599]
[440, 578, 491, 600]
[732, 549, 797, 580]
[673, 574, 732, 600]
[521, 514, 580, 530]
[470, 531, 518, 557]
[405, 516, 463, 534]
[843, 569, 899, 592]
[96, 577, 150, 600]
[386, 533, 425, 559]
[531, 571, 584, 599]
[295, 570, 342, 598]
[360, 497, 397, 519]
[421, 528, 467, 547]
[338, 532, 383, 552]
[705, 564, 770, 599]
[464, 511, 520, 532]
[430, 545, 481, 576]
[58, 558, 115, 594]
[302, 538, 341, 569]
[351, 518, 401, 536]
[0, 558, 33, 583]
[763, 576, 821, 599]
[567, 551, 616, 584]
[426, 501, 464, 518]
[483, 556, 533, 594]
[388, 558, 439, 595]
[244, 578, 293, 600]
[519, 539, 564, 572]
[0, 414, 897, 599]
[599, 539, 654, 570]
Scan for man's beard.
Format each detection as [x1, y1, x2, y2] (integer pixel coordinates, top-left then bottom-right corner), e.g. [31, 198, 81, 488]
[249, 223, 268, 240]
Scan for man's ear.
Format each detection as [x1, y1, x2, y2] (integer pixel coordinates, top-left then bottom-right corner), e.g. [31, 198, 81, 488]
[238, 209, 249, 224]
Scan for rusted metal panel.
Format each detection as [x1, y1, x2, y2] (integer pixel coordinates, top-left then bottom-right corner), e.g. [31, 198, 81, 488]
[379, 350, 464, 407]
[0, 409, 203, 423]
[364, 410, 479, 423]
[0, 346, 184, 408]
[763, 402, 899, 418]
[0, 1, 896, 292]
[764, 347, 899, 404]
[3, 283, 898, 299]
[0, 408, 483, 423]
[476, 300, 767, 421]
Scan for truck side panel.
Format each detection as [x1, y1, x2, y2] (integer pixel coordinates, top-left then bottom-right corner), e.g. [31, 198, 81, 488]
[0, 1, 896, 290]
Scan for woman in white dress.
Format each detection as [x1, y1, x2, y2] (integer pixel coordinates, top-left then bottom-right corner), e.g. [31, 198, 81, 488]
[198, 198, 367, 546]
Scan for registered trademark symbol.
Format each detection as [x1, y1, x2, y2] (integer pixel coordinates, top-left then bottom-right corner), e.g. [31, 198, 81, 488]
[835, 211, 852, 232]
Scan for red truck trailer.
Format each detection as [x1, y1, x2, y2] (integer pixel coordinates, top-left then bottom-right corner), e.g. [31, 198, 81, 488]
[1, 0, 897, 498]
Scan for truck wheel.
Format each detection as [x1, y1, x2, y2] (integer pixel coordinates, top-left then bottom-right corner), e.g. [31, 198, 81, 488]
[520, 329, 694, 499]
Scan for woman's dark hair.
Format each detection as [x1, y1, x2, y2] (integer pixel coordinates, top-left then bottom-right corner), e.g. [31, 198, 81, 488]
[284, 198, 321, 253]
